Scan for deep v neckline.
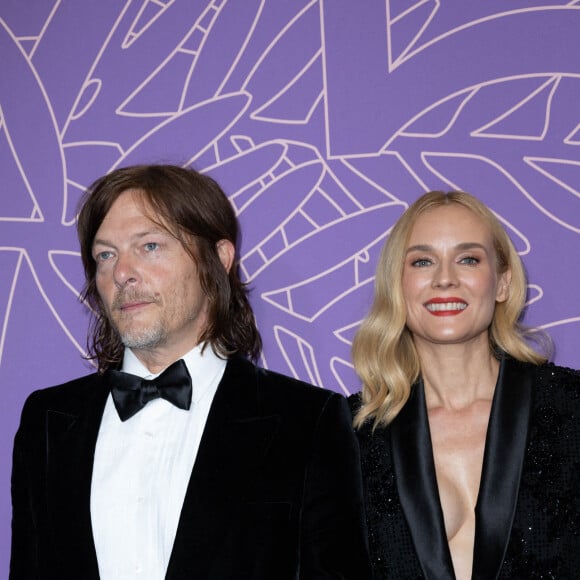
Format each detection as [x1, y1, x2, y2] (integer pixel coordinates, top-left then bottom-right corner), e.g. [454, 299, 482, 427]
[390, 356, 533, 579]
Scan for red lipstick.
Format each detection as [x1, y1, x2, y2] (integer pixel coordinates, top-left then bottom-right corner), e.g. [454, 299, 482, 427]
[424, 297, 467, 316]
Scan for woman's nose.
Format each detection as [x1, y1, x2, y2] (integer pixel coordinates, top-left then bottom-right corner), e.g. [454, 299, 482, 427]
[432, 261, 458, 288]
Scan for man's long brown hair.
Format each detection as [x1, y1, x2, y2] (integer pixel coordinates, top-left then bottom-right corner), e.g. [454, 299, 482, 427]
[77, 164, 261, 372]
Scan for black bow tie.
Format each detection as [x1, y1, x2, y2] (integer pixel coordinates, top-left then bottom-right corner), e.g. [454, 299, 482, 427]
[108, 359, 192, 421]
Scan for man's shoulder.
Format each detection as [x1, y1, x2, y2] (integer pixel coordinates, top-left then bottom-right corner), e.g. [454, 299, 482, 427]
[22, 372, 104, 415]
[257, 366, 333, 398]
[226, 356, 344, 411]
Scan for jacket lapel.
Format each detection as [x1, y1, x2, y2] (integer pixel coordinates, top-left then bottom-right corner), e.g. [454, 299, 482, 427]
[391, 380, 456, 579]
[472, 357, 533, 579]
[166, 357, 280, 579]
[391, 357, 533, 580]
[46, 374, 109, 579]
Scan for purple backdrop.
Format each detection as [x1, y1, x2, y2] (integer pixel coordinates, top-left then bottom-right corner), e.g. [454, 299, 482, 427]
[1, 0, 579, 572]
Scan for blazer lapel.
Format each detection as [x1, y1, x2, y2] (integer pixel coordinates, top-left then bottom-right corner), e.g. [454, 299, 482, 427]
[472, 357, 533, 580]
[166, 357, 280, 579]
[391, 380, 456, 579]
[46, 374, 109, 579]
[391, 358, 533, 580]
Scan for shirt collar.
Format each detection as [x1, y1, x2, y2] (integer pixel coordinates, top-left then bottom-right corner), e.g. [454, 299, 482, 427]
[121, 344, 227, 404]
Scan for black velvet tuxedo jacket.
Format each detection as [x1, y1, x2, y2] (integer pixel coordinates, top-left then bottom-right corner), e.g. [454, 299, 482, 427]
[11, 356, 372, 579]
[350, 357, 580, 579]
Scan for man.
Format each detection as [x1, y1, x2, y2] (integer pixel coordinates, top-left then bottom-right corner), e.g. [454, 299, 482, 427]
[10, 165, 371, 579]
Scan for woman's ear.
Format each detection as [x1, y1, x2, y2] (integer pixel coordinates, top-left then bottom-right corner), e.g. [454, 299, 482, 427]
[496, 267, 511, 303]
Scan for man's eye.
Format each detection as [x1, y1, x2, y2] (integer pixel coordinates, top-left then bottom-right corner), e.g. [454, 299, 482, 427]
[95, 251, 113, 262]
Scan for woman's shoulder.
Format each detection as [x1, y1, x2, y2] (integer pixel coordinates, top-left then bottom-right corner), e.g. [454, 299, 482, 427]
[347, 392, 362, 417]
[535, 360, 580, 381]
[347, 391, 393, 450]
[523, 360, 580, 425]
[347, 392, 380, 434]
[532, 360, 580, 395]
[508, 357, 580, 390]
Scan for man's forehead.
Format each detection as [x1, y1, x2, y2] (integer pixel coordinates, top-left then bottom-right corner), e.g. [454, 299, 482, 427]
[93, 189, 186, 244]
[112, 189, 175, 229]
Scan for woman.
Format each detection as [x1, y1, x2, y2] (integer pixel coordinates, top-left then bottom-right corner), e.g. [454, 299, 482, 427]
[351, 191, 579, 579]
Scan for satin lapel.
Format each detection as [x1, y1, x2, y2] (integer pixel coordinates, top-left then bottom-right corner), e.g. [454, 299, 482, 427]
[46, 374, 109, 578]
[166, 357, 280, 580]
[472, 357, 533, 580]
[391, 380, 456, 580]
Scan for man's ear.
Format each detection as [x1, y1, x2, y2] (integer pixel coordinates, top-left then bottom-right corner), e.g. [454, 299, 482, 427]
[216, 239, 235, 273]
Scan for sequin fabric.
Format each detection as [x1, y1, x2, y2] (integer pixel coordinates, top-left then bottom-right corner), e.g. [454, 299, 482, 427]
[349, 394, 424, 579]
[349, 361, 580, 579]
[500, 362, 580, 578]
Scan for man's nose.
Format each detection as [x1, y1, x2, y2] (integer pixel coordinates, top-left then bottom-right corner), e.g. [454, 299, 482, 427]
[113, 252, 140, 288]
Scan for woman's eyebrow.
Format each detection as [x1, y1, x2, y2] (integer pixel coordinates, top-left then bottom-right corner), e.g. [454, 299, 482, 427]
[405, 244, 432, 254]
[405, 242, 487, 254]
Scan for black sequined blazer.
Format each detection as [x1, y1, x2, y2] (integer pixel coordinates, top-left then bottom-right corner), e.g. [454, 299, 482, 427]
[350, 357, 580, 579]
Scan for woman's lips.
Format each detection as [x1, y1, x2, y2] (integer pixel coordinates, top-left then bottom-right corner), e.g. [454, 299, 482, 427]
[424, 297, 467, 316]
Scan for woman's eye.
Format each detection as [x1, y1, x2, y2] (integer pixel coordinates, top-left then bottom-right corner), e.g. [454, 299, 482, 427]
[411, 258, 431, 267]
[460, 256, 480, 265]
[144, 242, 159, 252]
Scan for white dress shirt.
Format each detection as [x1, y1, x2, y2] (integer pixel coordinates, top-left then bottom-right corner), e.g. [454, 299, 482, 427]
[90, 344, 226, 580]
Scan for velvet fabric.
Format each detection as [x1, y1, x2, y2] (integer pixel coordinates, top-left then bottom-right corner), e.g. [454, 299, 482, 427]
[11, 356, 372, 579]
[350, 357, 580, 579]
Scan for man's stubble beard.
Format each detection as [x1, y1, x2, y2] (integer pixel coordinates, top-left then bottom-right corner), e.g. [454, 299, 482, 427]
[106, 285, 205, 352]
[119, 322, 165, 350]
[109, 290, 166, 350]
[110, 303, 201, 352]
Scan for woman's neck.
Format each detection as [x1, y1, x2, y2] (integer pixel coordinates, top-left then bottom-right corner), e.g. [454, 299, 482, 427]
[415, 338, 500, 411]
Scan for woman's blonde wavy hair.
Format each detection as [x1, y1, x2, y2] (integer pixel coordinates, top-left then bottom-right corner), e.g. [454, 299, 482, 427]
[352, 191, 549, 429]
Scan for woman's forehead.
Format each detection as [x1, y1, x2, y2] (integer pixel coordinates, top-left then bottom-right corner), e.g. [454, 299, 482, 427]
[408, 205, 493, 243]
